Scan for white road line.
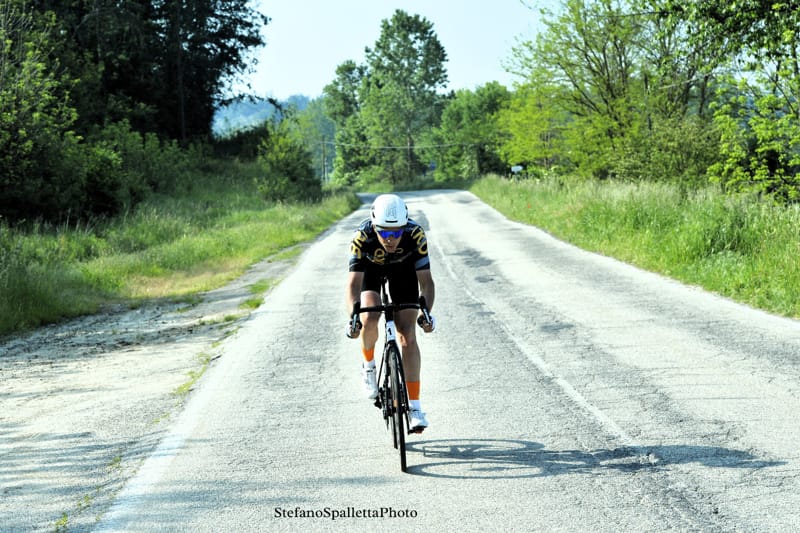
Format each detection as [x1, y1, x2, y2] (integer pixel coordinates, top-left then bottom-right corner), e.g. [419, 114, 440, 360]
[94, 383, 212, 531]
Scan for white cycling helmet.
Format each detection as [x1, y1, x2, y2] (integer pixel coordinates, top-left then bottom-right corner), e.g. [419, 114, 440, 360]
[371, 194, 408, 227]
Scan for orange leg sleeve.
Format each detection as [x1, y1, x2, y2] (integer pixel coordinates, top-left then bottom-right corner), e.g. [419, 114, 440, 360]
[406, 381, 420, 401]
[362, 347, 375, 363]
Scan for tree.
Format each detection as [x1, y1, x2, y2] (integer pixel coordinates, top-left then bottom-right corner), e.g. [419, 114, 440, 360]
[1, 0, 269, 221]
[323, 61, 373, 184]
[508, 0, 646, 177]
[665, 0, 800, 200]
[28, 0, 269, 141]
[427, 82, 511, 180]
[0, 3, 85, 220]
[257, 118, 321, 202]
[323, 10, 448, 184]
[524, 1, 642, 137]
[507, 0, 722, 181]
[363, 10, 448, 181]
[324, 60, 365, 125]
[497, 73, 570, 173]
[292, 98, 336, 181]
[154, 0, 269, 142]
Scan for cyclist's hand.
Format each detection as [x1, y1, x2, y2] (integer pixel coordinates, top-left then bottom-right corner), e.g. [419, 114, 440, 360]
[417, 313, 436, 333]
[346, 302, 362, 339]
[346, 319, 362, 339]
[417, 296, 435, 333]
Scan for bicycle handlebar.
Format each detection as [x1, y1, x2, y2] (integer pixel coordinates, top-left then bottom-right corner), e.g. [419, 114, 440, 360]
[348, 297, 433, 338]
[347, 275, 433, 338]
[355, 296, 429, 315]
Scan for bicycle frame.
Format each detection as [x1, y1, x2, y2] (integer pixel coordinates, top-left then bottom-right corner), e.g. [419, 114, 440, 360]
[360, 283, 417, 421]
[354, 277, 427, 472]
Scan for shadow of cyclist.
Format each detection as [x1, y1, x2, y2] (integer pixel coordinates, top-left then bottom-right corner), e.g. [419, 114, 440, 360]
[404, 439, 784, 479]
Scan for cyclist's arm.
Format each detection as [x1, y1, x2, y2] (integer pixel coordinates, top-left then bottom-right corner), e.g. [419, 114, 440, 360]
[347, 271, 364, 313]
[416, 269, 435, 311]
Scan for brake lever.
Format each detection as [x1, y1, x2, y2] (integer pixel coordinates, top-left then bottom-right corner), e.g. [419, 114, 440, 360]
[349, 302, 362, 335]
[417, 296, 432, 327]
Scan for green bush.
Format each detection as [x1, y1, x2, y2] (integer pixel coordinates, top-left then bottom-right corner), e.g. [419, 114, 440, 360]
[88, 120, 193, 197]
[256, 123, 321, 202]
[709, 90, 800, 203]
[613, 117, 721, 185]
[213, 122, 270, 160]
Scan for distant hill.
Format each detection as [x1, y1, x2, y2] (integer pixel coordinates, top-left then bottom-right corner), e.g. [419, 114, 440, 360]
[212, 95, 311, 135]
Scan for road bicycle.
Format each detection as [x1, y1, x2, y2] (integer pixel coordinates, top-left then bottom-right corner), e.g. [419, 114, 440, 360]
[349, 278, 431, 473]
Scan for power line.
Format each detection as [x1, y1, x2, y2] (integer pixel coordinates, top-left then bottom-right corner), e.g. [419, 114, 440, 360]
[315, 140, 482, 150]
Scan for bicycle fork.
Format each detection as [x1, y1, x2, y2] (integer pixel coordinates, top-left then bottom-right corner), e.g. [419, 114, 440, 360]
[384, 318, 410, 429]
[375, 318, 399, 419]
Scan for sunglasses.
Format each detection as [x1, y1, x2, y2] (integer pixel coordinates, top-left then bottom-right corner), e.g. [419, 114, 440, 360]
[376, 228, 403, 239]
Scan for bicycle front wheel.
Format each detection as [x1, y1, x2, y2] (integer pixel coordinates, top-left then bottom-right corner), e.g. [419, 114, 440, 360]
[388, 345, 407, 473]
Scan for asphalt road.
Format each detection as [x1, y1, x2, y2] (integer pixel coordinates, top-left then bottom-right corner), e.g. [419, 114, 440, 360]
[94, 189, 800, 532]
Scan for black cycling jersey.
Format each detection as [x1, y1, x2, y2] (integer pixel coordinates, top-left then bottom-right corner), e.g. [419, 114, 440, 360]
[348, 218, 430, 272]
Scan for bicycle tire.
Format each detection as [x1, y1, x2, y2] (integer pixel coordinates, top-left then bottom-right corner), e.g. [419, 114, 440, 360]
[388, 344, 407, 472]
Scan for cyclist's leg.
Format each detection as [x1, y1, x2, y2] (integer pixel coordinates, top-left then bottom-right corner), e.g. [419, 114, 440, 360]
[360, 290, 381, 356]
[358, 293, 381, 400]
[388, 268, 428, 429]
[395, 308, 420, 380]
[396, 310, 427, 430]
[387, 266, 421, 378]
[359, 265, 383, 359]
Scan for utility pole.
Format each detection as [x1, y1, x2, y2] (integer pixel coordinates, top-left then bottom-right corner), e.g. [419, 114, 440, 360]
[321, 138, 327, 182]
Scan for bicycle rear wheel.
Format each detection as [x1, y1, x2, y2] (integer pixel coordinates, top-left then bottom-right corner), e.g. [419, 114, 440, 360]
[388, 345, 407, 472]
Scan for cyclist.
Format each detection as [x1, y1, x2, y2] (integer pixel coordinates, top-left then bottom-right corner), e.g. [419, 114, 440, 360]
[346, 194, 436, 432]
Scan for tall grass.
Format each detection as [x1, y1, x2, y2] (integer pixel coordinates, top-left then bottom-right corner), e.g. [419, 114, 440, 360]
[0, 168, 360, 336]
[471, 174, 800, 319]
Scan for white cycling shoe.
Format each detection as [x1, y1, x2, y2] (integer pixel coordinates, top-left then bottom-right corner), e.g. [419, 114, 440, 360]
[361, 365, 378, 399]
[409, 409, 428, 432]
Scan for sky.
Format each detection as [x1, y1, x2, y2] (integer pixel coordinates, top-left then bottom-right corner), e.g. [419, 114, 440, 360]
[241, 1, 558, 100]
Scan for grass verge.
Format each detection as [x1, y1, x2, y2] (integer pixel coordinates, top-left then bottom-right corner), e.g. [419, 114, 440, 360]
[470, 174, 800, 319]
[0, 172, 360, 336]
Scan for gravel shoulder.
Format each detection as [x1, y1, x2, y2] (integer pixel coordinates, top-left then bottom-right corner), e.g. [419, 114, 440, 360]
[0, 247, 304, 532]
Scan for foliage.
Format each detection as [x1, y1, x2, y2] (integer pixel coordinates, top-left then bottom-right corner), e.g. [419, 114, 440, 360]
[497, 76, 569, 173]
[662, 0, 800, 201]
[425, 82, 511, 181]
[0, 168, 358, 336]
[0, 88, 198, 222]
[212, 120, 271, 160]
[636, 0, 717, 120]
[256, 120, 321, 202]
[709, 90, 800, 202]
[523, 0, 643, 141]
[214, 97, 335, 193]
[0, 4, 84, 220]
[323, 61, 374, 186]
[0, 0, 270, 223]
[324, 10, 448, 184]
[362, 10, 448, 181]
[503, 0, 730, 183]
[507, 0, 642, 178]
[31, 0, 269, 141]
[288, 98, 336, 181]
[0, 6, 163, 220]
[614, 115, 721, 184]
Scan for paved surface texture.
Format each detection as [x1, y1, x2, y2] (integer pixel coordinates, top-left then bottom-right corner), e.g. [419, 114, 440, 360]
[3, 190, 800, 532]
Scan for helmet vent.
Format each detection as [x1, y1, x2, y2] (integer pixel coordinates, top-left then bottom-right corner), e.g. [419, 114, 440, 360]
[370, 194, 408, 227]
